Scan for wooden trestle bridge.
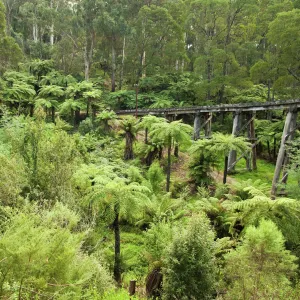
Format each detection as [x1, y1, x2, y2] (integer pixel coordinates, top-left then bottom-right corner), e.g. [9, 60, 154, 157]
[116, 99, 300, 196]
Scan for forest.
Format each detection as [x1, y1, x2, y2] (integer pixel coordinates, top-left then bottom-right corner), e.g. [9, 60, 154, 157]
[1, 0, 300, 299]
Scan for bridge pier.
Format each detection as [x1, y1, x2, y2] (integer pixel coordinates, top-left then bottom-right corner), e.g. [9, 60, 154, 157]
[271, 107, 298, 196]
[204, 113, 212, 138]
[194, 113, 201, 140]
[228, 111, 242, 173]
[246, 112, 257, 171]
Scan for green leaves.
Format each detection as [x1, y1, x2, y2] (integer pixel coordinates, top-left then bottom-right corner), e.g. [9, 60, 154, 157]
[224, 219, 297, 299]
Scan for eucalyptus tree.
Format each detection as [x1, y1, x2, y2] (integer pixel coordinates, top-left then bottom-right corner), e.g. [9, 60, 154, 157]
[150, 120, 192, 192]
[267, 9, 300, 97]
[0, 1, 23, 73]
[129, 5, 184, 81]
[96, 0, 129, 91]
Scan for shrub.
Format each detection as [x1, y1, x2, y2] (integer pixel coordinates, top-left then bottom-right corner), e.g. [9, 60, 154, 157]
[162, 214, 217, 299]
[223, 219, 297, 299]
[0, 204, 112, 298]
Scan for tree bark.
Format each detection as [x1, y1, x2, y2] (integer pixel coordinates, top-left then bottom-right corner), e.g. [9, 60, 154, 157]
[113, 211, 121, 285]
[124, 131, 134, 160]
[51, 106, 55, 123]
[166, 139, 172, 192]
[145, 128, 148, 144]
[174, 144, 179, 158]
[119, 36, 126, 90]
[223, 156, 228, 184]
[111, 38, 116, 92]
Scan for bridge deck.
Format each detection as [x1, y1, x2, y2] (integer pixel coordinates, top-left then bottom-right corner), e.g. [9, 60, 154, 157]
[116, 99, 300, 116]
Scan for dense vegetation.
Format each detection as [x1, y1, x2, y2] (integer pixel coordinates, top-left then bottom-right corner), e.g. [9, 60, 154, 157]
[1, 0, 300, 299]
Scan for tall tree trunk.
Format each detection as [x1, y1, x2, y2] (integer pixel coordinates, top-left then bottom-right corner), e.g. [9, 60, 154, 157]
[142, 51, 146, 78]
[267, 141, 272, 161]
[91, 104, 96, 122]
[75, 109, 80, 126]
[113, 210, 121, 285]
[273, 137, 276, 161]
[33, 23, 38, 43]
[111, 38, 116, 92]
[145, 128, 148, 144]
[207, 59, 211, 100]
[119, 36, 126, 90]
[174, 143, 179, 158]
[86, 98, 90, 117]
[51, 106, 55, 123]
[166, 139, 172, 192]
[50, 0, 54, 46]
[84, 33, 94, 81]
[5, 3, 12, 36]
[223, 155, 228, 184]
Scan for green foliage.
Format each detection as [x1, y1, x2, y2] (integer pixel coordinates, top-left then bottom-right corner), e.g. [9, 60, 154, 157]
[147, 161, 165, 193]
[224, 186, 300, 244]
[144, 221, 174, 268]
[163, 214, 217, 300]
[0, 204, 112, 299]
[224, 219, 297, 299]
[0, 153, 27, 206]
[1, 116, 85, 202]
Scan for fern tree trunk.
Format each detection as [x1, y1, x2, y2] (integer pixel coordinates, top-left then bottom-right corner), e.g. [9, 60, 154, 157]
[223, 155, 228, 184]
[145, 128, 148, 144]
[124, 131, 134, 160]
[51, 107, 55, 123]
[113, 207, 121, 285]
[166, 137, 172, 192]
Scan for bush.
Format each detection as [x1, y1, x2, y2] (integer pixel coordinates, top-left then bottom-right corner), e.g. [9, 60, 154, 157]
[0, 204, 113, 299]
[162, 214, 217, 299]
[223, 219, 297, 299]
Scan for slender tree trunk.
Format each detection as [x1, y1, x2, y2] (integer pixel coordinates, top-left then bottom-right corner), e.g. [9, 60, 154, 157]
[5, 4, 12, 36]
[142, 51, 146, 78]
[223, 155, 228, 184]
[158, 146, 163, 160]
[166, 139, 172, 192]
[119, 36, 126, 90]
[33, 23, 38, 43]
[84, 34, 94, 81]
[50, 0, 54, 46]
[207, 59, 211, 100]
[273, 137, 276, 161]
[91, 104, 96, 122]
[30, 104, 34, 117]
[86, 98, 90, 117]
[174, 143, 179, 158]
[267, 141, 271, 161]
[145, 128, 148, 144]
[111, 38, 116, 92]
[113, 210, 121, 285]
[51, 107, 55, 123]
